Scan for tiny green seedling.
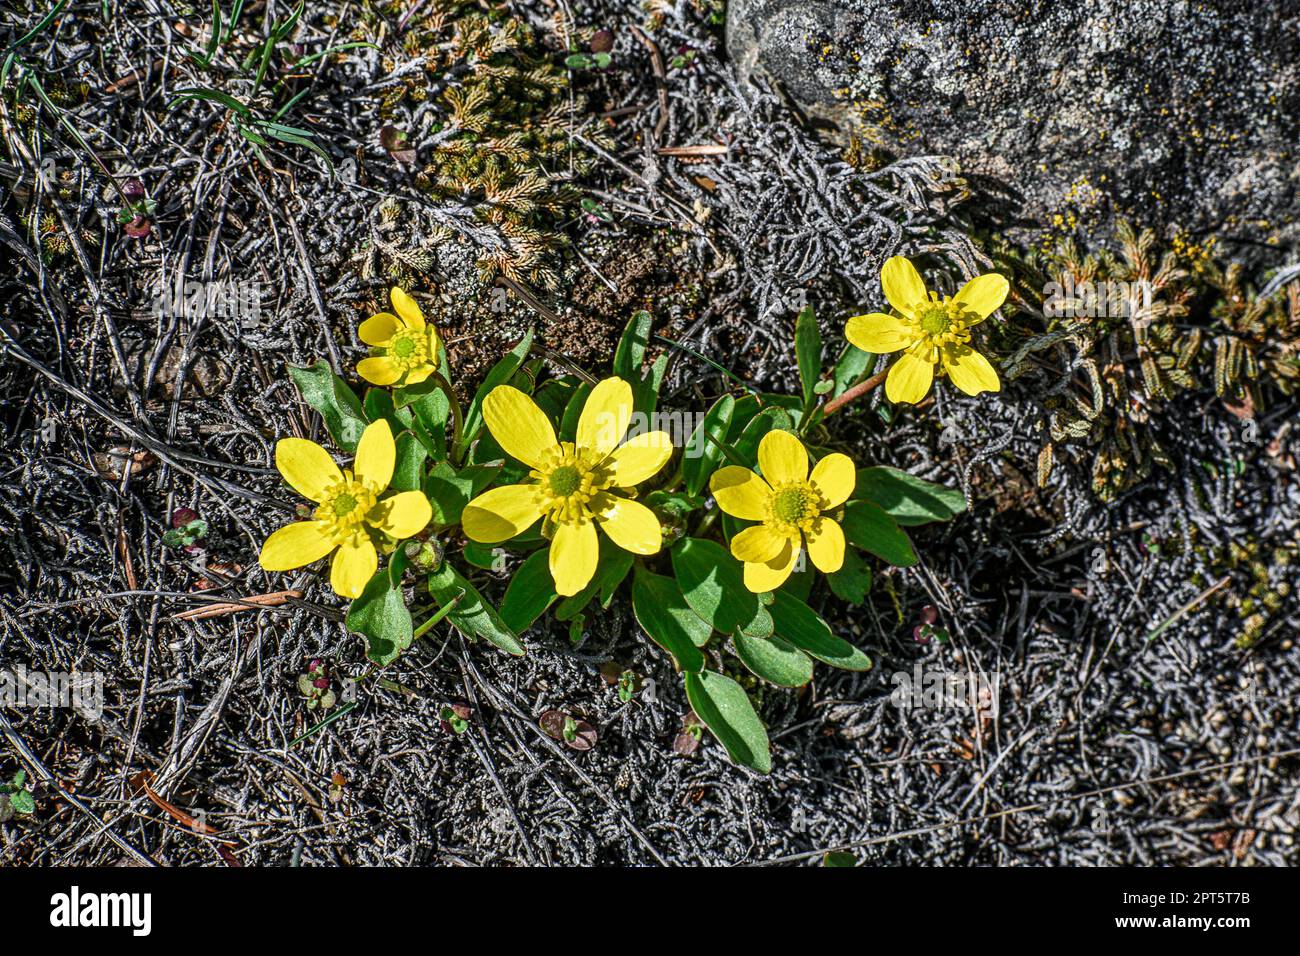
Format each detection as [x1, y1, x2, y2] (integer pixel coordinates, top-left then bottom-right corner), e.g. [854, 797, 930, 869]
[163, 512, 208, 550]
[0, 770, 35, 820]
[565, 52, 612, 70]
[439, 704, 471, 734]
[539, 710, 598, 751]
[297, 659, 337, 711]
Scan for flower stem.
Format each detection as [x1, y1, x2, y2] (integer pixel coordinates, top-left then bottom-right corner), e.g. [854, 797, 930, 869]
[429, 371, 464, 462]
[413, 591, 463, 640]
[821, 368, 889, 417]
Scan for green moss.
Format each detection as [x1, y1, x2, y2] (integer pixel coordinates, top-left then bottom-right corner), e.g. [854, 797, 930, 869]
[988, 223, 1300, 500]
[360, 0, 607, 289]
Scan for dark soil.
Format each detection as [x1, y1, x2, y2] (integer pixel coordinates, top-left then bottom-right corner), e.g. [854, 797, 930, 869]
[0, 0, 1297, 867]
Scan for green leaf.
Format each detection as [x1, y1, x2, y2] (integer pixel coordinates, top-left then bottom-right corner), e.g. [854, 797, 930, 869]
[288, 361, 369, 453]
[644, 489, 704, 520]
[631, 570, 708, 673]
[5, 0, 68, 61]
[393, 369, 452, 460]
[732, 406, 794, 462]
[462, 541, 499, 570]
[390, 431, 427, 492]
[347, 571, 414, 666]
[427, 563, 525, 656]
[9, 789, 34, 815]
[638, 353, 668, 415]
[832, 343, 873, 398]
[827, 546, 872, 605]
[684, 671, 771, 773]
[841, 499, 918, 567]
[732, 629, 813, 687]
[670, 537, 770, 635]
[531, 377, 576, 427]
[170, 87, 252, 116]
[498, 549, 557, 634]
[424, 461, 498, 526]
[363, 386, 395, 423]
[795, 305, 823, 407]
[824, 851, 858, 867]
[255, 122, 335, 175]
[558, 380, 592, 443]
[682, 394, 735, 497]
[614, 310, 652, 382]
[612, 310, 664, 412]
[457, 329, 534, 459]
[769, 591, 872, 671]
[291, 40, 379, 68]
[854, 466, 967, 525]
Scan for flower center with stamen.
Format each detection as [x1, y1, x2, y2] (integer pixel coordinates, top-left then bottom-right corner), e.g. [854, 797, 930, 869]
[910, 296, 974, 352]
[549, 465, 582, 497]
[315, 474, 377, 543]
[767, 481, 820, 535]
[919, 306, 951, 336]
[383, 330, 427, 372]
[531, 443, 615, 526]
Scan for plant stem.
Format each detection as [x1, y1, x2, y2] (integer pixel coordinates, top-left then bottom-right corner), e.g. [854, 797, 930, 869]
[413, 591, 463, 640]
[25, 72, 131, 206]
[822, 368, 889, 417]
[429, 371, 464, 462]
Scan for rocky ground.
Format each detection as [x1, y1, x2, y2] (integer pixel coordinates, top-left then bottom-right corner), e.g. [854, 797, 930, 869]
[0, 0, 1297, 866]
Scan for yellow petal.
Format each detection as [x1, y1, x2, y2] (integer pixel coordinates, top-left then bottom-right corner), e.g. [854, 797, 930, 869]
[259, 521, 335, 571]
[353, 419, 395, 491]
[758, 429, 808, 485]
[330, 535, 377, 598]
[730, 523, 789, 563]
[462, 484, 543, 542]
[805, 517, 845, 573]
[427, 327, 443, 363]
[809, 452, 856, 508]
[357, 356, 402, 386]
[358, 312, 400, 346]
[607, 430, 673, 487]
[276, 437, 342, 503]
[845, 312, 917, 354]
[952, 273, 1009, 322]
[577, 377, 634, 460]
[881, 256, 928, 317]
[943, 345, 1001, 396]
[550, 519, 598, 597]
[370, 490, 432, 540]
[594, 493, 661, 555]
[483, 385, 556, 469]
[403, 365, 434, 386]
[390, 287, 425, 329]
[710, 466, 773, 520]
[743, 537, 798, 593]
[885, 350, 935, 404]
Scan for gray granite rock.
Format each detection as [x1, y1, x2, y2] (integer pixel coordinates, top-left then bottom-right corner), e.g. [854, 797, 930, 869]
[727, 0, 1300, 260]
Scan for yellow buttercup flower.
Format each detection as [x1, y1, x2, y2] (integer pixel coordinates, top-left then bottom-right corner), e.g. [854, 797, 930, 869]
[259, 419, 433, 599]
[846, 256, 1008, 404]
[461, 377, 673, 597]
[356, 287, 443, 388]
[710, 430, 855, 593]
